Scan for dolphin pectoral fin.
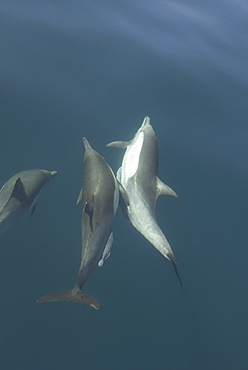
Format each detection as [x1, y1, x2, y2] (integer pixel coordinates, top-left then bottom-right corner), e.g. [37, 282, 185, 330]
[118, 186, 130, 220]
[116, 166, 128, 206]
[117, 179, 130, 220]
[83, 196, 95, 231]
[118, 181, 129, 206]
[116, 166, 122, 182]
[156, 177, 178, 198]
[106, 141, 129, 149]
[37, 287, 100, 309]
[119, 194, 129, 220]
[167, 253, 183, 287]
[11, 178, 29, 205]
[98, 231, 114, 267]
[76, 189, 82, 205]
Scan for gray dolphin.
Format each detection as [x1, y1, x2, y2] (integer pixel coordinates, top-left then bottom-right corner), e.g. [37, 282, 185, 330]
[107, 116, 182, 285]
[0, 169, 58, 235]
[37, 138, 119, 309]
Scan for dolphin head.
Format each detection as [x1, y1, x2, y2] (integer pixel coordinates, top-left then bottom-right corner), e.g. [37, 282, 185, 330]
[82, 137, 92, 152]
[132, 116, 154, 145]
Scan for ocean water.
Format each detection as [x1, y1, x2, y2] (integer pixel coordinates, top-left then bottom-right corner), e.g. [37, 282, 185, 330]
[1, 0, 248, 369]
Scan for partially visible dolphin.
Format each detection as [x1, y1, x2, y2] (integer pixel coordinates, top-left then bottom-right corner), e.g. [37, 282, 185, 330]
[107, 116, 182, 285]
[0, 169, 58, 236]
[37, 138, 119, 309]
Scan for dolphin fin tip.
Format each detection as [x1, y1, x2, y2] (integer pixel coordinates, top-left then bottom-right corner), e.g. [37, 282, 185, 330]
[169, 257, 183, 287]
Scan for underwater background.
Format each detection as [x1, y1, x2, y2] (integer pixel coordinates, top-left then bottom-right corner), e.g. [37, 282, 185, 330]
[1, 0, 248, 369]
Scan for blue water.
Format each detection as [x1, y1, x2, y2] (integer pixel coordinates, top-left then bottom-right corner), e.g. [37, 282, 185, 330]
[1, 1, 248, 369]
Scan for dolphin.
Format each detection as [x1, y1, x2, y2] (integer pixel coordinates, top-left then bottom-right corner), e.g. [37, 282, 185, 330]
[37, 138, 119, 309]
[0, 169, 58, 236]
[107, 116, 182, 285]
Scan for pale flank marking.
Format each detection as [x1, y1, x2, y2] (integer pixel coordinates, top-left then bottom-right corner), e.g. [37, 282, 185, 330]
[122, 131, 144, 186]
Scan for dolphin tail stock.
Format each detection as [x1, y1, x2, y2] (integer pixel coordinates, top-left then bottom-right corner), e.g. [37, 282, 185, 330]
[168, 253, 183, 287]
[37, 287, 100, 309]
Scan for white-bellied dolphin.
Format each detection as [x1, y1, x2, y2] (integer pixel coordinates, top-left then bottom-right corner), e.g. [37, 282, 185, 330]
[0, 169, 58, 236]
[37, 138, 119, 309]
[107, 116, 182, 285]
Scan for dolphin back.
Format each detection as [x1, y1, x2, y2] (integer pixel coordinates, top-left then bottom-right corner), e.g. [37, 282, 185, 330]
[37, 287, 99, 309]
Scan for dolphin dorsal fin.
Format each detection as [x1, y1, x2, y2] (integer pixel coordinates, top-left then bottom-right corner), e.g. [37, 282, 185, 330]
[106, 141, 129, 149]
[156, 177, 178, 198]
[11, 178, 29, 205]
[83, 196, 95, 231]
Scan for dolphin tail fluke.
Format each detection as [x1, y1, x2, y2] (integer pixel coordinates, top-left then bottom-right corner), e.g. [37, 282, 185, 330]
[37, 287, 100, 309]
[168, 254, 183, 287]
[171, 260, 183, 287]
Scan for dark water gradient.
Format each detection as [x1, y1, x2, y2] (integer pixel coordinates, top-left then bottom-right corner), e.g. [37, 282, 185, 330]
[1, 0, 248, 369]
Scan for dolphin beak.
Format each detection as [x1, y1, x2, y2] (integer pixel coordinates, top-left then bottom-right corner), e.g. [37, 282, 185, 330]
[141, 116, 150, 128]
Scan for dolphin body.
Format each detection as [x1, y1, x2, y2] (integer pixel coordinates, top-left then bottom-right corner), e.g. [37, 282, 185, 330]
[107, 116, 182, 285]
[0, 169, 58, 236]
[37, 138, 119, 309]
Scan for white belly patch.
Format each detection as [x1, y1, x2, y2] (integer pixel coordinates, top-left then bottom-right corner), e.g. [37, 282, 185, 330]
[122, 131, 144, 186]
